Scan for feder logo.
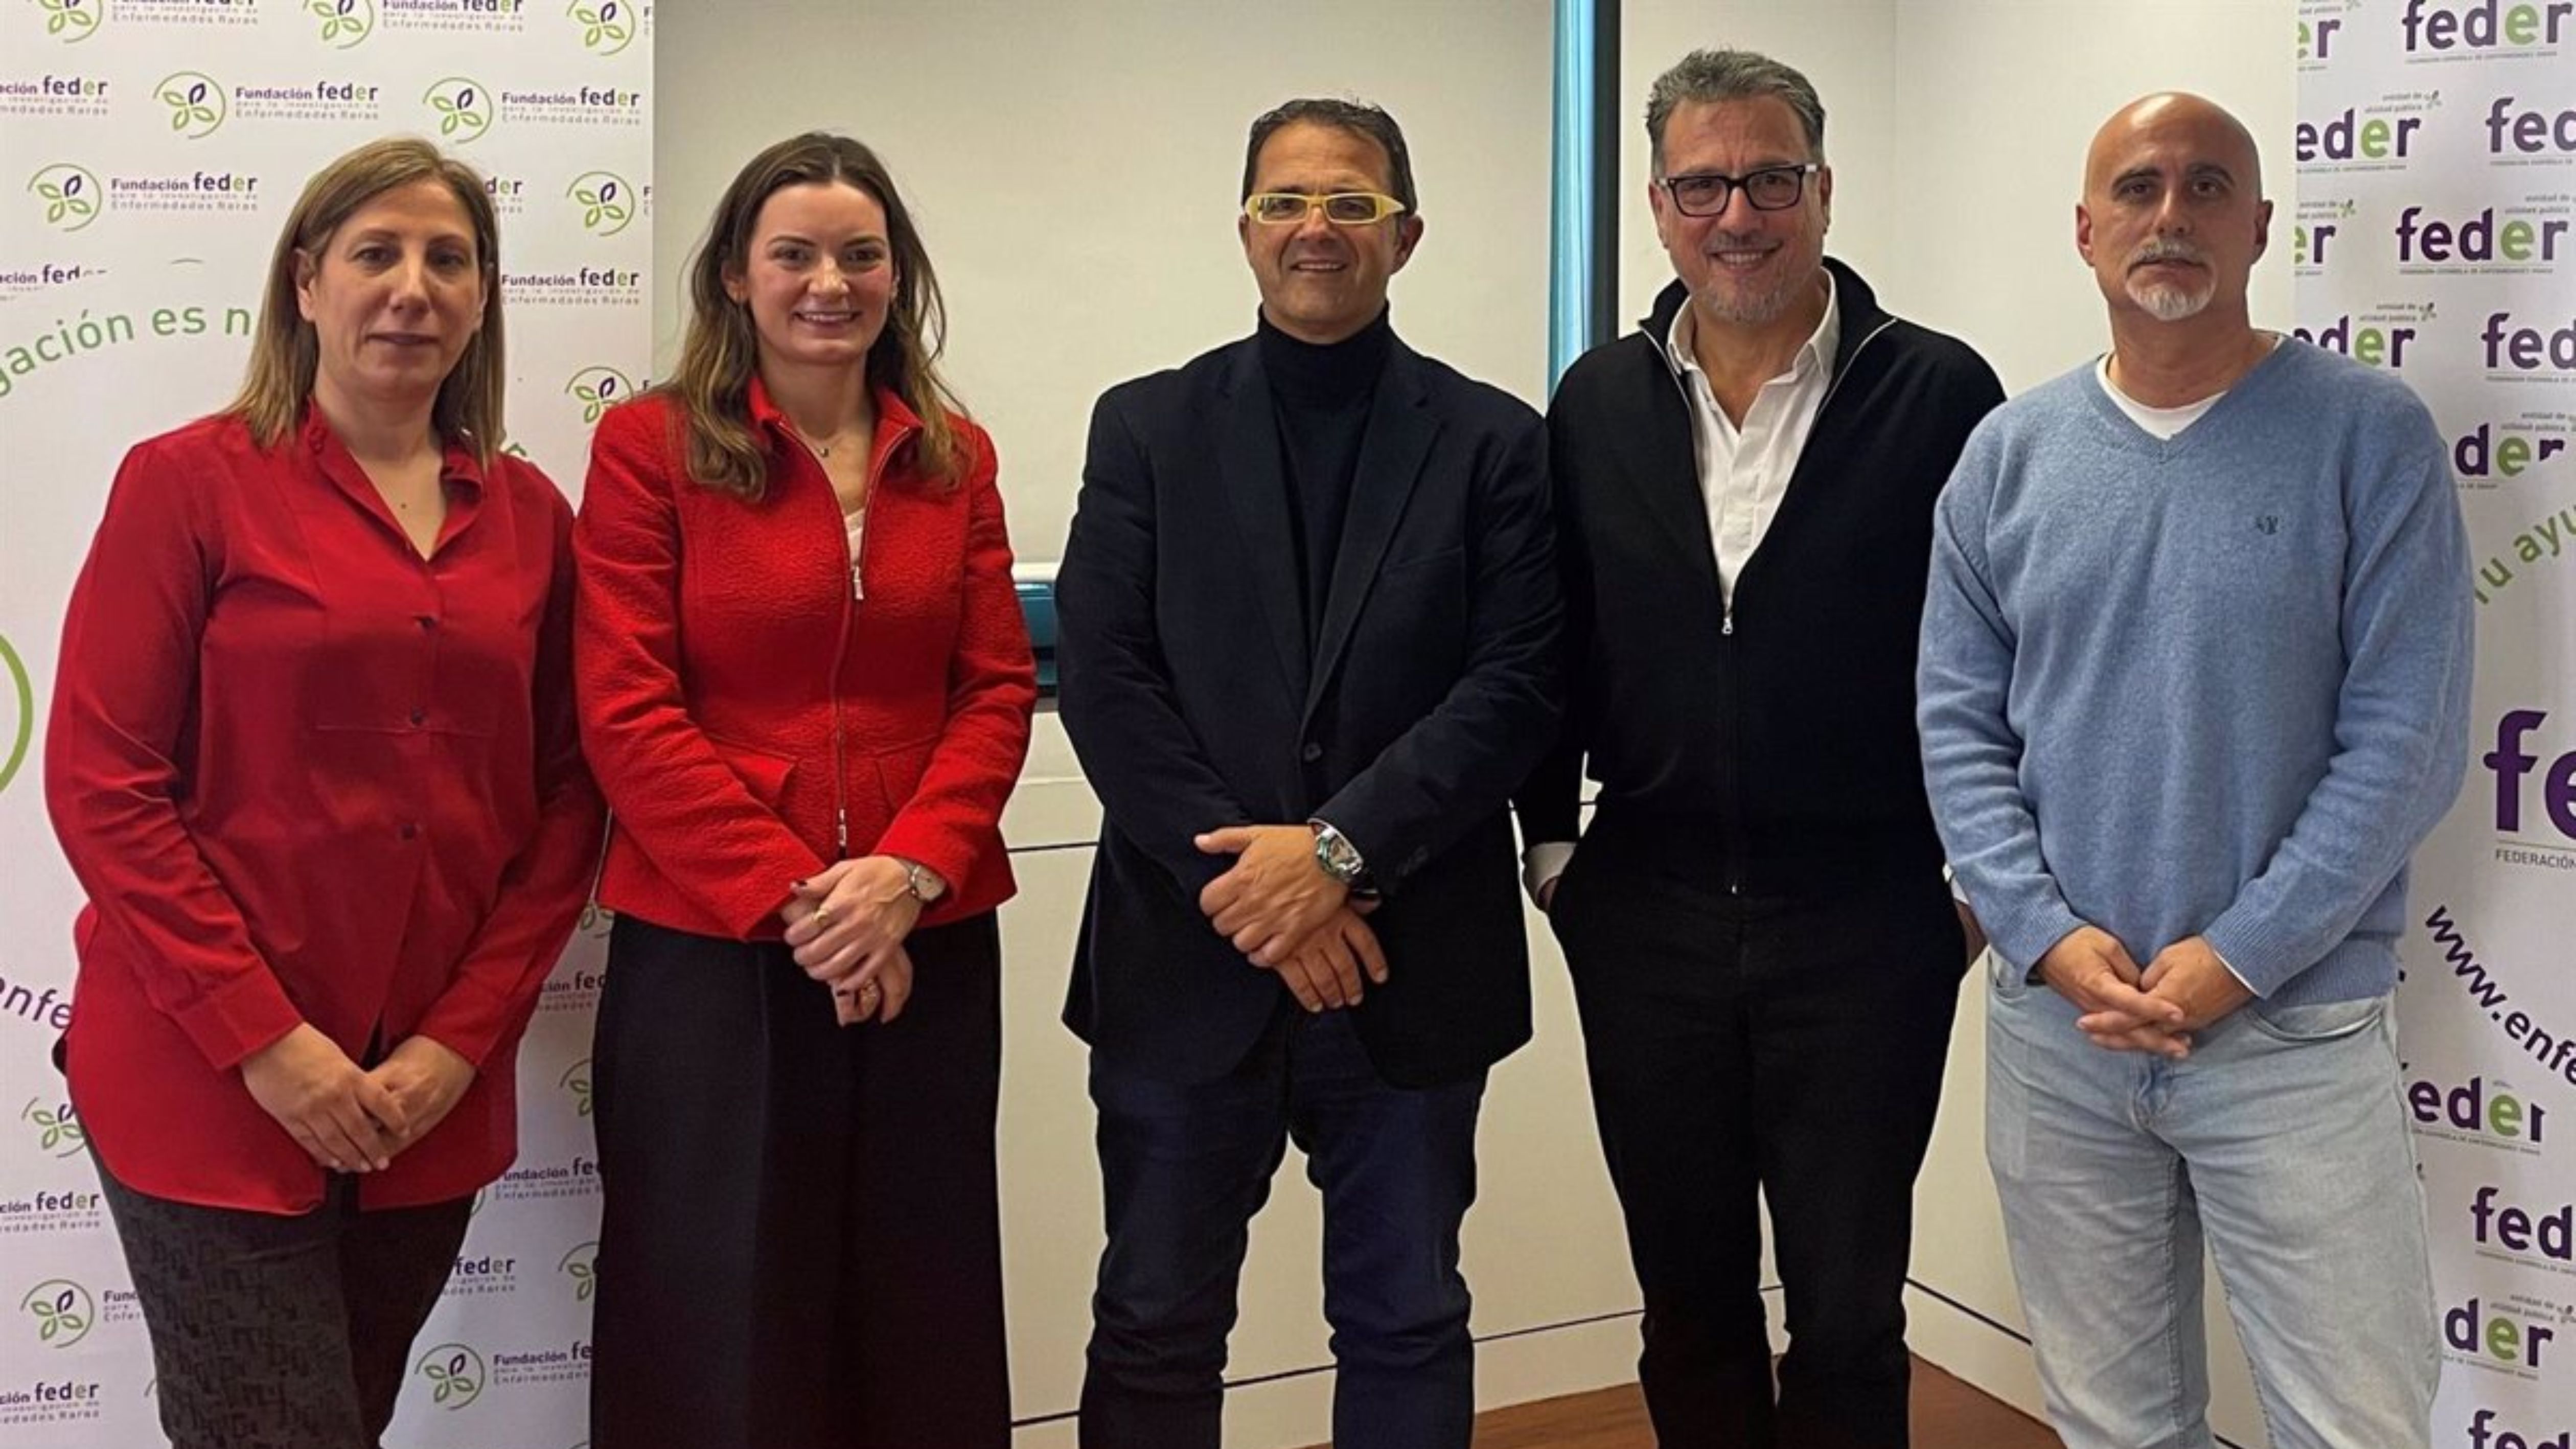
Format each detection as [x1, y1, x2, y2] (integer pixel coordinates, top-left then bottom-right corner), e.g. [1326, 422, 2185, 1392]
[2297, 105, 2425, 163]
[2411, 1070, 2548, 1146]
[31, 0, 103, 43]
[412, 1343, 486, 1410]
[17, 1281, 91, 1349]
[565, 365, 634, 424]
[2446, 1293, 2558, 1374]
[2399, 206, 2569, 266]
[423, 77, 493, 145]
[2489, 710, 2576, 842]
[2457, 421, 2570, 478]
[558, 1057, 592, 1117]
[566, 170, 635, 237]
[557, 1241, 596, 1302]
[0, 630, 32, 795]
[26, 163, 102, 233]
[309, 0, 374, 49]
[19, 1097, 84, 1159]
[2490, 96, 2576, 154]
[2469, 1406, 2576, 1448]
[2485, 313, 2576, 371]
[2406, 0, 2573, 52]
[152, 72, 225, 140]
[565, 0, 635, 55]
[2292, 312, 2419, 367]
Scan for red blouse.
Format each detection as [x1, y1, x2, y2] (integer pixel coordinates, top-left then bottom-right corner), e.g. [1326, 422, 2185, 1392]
[573, 381, 1034, 940]
[46, 410, 604, 1213]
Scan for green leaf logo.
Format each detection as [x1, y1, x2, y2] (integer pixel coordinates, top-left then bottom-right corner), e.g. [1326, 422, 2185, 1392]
[565, 171, 635, 237]
[563, 366, 636, 426]
[566, 0, 634, 55]
[20, 1281, 93, 1349]
[558, 1059, 593, 1118]
[21, 1099, 86, 1159]
[0, 630, 31, 795]
[309, 0, 374, 48]
[152, 72, 226, 140]
[557, 1242, 598, 1303]
[414, 1343, 486, 1409]
[422, 77, 493, 144]
[37, 0, 103, 44]
[26, 165, 104, 234]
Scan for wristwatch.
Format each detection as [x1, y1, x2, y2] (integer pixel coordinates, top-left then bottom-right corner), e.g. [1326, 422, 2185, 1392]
[894, 857, 945, 904]
[1309, 820, 1368, 888]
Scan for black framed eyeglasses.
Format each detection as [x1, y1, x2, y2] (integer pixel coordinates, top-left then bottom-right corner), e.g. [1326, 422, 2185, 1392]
[1657, 163, 1821, 217]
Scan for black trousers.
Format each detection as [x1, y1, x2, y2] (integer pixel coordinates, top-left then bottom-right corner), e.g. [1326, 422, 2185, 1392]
[1550, 829, 1964, 1449]
[588, 911, 1010, 1449]
[96, 1155, 471, 1449]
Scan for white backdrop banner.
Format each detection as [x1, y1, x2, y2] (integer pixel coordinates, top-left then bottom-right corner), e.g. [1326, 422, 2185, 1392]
[0, 1, 648, 1444]
[2296, 4, 2574, 1446]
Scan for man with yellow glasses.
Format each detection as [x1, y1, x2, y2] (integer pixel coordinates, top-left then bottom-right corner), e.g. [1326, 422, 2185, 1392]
[1057, 96, 1563, 1449]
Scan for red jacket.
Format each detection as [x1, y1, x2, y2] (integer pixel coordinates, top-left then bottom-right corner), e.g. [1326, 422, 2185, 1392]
[573, 382, 1034, 938]
[47, 411, 604, 1213]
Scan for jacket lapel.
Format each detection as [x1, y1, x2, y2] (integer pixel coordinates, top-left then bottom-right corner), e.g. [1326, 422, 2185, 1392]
[1304, 345, 1437, 728]
[1217, 344, 1311, 705]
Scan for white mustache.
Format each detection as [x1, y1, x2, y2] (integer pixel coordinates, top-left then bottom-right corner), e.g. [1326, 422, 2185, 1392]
[2129, 238, 2207, 269]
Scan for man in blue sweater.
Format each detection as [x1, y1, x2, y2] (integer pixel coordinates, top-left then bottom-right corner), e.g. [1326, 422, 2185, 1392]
[1919, 93, 2472, 1449]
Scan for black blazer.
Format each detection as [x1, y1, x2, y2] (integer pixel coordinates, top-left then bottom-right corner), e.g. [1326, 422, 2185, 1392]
[1057, 331, 1562, 1087]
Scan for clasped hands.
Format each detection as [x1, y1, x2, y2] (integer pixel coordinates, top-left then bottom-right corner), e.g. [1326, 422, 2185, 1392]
[780, 855, 923, 1028]
[1195, 824, 1388, 1014]
[2036, 925, 2251, 1059]
[239, 1025, 477, 1176]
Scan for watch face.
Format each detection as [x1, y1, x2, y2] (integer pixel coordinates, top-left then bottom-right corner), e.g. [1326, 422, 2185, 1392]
[1315, 830, 1362, 882]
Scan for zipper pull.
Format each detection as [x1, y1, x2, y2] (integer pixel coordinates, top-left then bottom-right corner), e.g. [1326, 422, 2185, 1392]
[835, 804, 850, 859]
[1721, 612, 1735, 637]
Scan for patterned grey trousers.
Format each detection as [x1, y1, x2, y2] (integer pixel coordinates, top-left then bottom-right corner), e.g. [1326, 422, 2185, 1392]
[96, 1155, 471, 1449]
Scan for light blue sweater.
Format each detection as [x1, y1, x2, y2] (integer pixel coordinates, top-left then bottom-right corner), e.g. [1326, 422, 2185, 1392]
[1919, 340, 2473, 1003]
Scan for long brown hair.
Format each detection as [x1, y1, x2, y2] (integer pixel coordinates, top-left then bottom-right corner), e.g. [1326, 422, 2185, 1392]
[226, 136, 506, 462]
[661, 132, 967, 499]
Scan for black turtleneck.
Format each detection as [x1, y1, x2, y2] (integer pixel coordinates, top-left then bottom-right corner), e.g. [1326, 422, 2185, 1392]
[1258, 307, 1393, 640]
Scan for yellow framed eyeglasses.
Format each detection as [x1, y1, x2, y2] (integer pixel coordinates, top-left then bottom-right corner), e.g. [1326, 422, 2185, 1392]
[1243, 192, 1409, 225]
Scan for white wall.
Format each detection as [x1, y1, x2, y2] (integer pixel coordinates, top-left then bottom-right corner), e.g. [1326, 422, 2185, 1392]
[656, 0, 1558, 571]
[1616, 2, 2297, 1441]
[655, 6, 1644, 1444]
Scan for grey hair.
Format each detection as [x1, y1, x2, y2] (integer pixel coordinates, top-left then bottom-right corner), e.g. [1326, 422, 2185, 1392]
[1645, 49, 1827, 173]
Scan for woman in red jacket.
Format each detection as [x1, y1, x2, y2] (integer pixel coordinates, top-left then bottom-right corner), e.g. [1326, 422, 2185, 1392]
[44, 136, 602, 1449]
[574, 131, 1036, 1448]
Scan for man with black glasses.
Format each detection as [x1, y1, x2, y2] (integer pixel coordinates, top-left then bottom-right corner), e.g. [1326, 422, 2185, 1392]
[1519, 48, 2002, 1448]
[1057, 97, 1560, 1449]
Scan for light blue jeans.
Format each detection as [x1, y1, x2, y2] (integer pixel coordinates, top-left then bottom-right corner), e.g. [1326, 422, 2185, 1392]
[1986, 956, 2437, 1449]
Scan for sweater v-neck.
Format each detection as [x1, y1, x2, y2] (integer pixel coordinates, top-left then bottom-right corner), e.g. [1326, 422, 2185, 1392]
[2079, 335, 2303, 462]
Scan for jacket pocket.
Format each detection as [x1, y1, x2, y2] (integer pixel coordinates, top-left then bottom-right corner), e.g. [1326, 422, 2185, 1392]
[705, 734, 796, 808]
[868, 738, 939, 818]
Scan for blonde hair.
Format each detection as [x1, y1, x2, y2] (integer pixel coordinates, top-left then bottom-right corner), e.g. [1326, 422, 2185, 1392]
[226, 136, 506, 462]
[660, 131, 967, 499]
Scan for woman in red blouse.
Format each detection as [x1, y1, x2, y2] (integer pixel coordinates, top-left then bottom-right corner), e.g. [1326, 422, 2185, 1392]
[44, 137, 602, 1448]
[574, 132, 1035, 1448]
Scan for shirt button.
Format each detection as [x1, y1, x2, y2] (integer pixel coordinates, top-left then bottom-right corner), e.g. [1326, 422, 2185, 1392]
[399, 823, 420, 841]
[1300, 742, 1323, 763]
[416, 615, 438, 631]
[409, 708, 428, 726]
